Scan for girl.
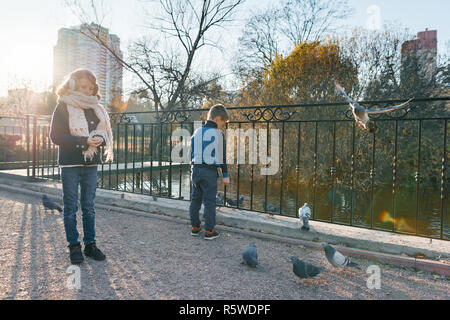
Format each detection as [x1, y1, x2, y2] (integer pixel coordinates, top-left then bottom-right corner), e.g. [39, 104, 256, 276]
[50, 69, 114, 264]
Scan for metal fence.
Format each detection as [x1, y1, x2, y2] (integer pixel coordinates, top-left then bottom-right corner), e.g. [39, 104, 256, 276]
[1, 97, 448, 240]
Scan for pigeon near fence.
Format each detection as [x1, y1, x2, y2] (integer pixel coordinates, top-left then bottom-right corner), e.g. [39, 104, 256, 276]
[299, 203, 311, 231]
[216, 193, 224, 205]
[262, 200, 280, 215]
[225, 196, 244, 207]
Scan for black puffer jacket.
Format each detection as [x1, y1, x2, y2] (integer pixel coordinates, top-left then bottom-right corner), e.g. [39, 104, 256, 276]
[50, 102, 105, 166]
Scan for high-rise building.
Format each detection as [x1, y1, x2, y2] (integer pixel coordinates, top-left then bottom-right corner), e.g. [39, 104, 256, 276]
[401, 29, 437, 82]
[53, 23, 123, 107]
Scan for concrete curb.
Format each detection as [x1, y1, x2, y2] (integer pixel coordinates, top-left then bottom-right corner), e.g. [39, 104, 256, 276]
[0, 180, 449, 277]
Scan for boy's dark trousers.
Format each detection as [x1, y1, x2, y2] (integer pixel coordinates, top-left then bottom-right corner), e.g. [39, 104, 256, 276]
[189, 165, 218, 231]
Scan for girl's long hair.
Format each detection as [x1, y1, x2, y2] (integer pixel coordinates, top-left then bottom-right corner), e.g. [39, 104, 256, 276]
[56, 69, 101, 100]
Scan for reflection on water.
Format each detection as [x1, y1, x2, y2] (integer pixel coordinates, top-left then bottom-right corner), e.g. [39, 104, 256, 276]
[99, 166, 448, 239]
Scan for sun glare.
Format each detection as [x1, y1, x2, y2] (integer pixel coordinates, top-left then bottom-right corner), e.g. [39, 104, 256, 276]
[0, 12, 58, 95]
[3, 37, 53, 91]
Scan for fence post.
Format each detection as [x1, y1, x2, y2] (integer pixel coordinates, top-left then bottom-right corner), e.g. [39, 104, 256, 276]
[26, 115, 30, 178]
[32, 116, 37, 180]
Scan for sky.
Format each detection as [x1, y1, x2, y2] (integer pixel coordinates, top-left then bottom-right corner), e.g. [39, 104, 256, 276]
[0, 0, 449, 97]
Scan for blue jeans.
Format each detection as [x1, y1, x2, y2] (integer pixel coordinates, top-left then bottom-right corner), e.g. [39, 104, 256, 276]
[61, 166, 98, 247]
[189, 166, 218, 231]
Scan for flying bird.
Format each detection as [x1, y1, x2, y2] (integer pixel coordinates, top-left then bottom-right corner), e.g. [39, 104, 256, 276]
[225, 196, 244, 207]
[334, 80, 413, 133]
[320, 242, 361, 271]
[289, 256, 324, 285]
[242, 244, 258, 267]
[299, 203, 311, 231]
[42, 194, 62, 213]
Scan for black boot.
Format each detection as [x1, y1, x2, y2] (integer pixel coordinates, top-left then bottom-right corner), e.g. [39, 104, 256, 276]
[69, 243, 84, 265]
[84, 242, 106, 261]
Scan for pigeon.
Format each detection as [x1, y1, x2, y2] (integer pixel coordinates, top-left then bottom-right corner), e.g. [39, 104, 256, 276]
[242, 244, 258, 267]
[320, 242, 361, 271]
[42, 194, 62, 213]
[334, 80, 413, 133]
[299, 203, 311, 231]
[289, 256, 324, 284]
[225, 196, 244, 207]
[262, 200, 279, 214]
[216, 193, 224, 205]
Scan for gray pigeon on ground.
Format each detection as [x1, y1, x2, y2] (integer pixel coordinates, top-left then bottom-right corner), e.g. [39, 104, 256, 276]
[334, 80, 412, 133]
[299, 203, 311, 231]
[262, 200, 279, 214]
[42, 194, 62, 213]
[320, 242, 361, 270]
[216, 192, 224, 205]
[289, 256, 324, 283]
[242, 244, 258, 267]
[225, 196, 244, 207]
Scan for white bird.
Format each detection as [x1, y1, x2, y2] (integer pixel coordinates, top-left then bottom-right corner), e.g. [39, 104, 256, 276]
[299, 203, 311, 231]
[334, 80, 413, 133]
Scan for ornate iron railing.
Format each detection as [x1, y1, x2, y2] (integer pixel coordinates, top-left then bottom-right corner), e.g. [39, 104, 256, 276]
[1, 97, 448, 240]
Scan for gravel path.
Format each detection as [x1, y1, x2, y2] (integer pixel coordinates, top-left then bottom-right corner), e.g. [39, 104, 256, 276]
[0, 189, 448, 300]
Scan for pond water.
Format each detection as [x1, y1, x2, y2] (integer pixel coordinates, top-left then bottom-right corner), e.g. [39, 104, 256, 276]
[98, 165, 449, 240]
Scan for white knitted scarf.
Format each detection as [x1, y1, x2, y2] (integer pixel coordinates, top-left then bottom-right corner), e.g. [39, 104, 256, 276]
[59, 90, 114, 163]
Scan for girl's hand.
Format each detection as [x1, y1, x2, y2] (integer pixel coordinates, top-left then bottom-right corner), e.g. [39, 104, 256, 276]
[223, 177, 230, 185]
[87, 137, 103, 147]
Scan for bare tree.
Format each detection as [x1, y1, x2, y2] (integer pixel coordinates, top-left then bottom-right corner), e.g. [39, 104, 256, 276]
[280, 0, 352, 45]
[330, 26, 412, 100]
[333, 25, 447, 101]
[0, 100, 6, 116]
[234, 0, 352, 79]
[6, 76, 46, 116]
[65, 0, 244, 113]
[235, 7, 280, 75]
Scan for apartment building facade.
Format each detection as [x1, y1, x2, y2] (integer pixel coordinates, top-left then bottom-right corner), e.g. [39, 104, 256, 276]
[53, 23, 123, 107]
[401, 29, 438, 82]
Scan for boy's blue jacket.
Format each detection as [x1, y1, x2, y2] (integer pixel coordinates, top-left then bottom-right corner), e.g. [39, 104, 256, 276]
[190, 120, 229, 178]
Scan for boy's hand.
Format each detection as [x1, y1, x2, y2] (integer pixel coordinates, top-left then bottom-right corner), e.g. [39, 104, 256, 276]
[223, 177, 230, 185]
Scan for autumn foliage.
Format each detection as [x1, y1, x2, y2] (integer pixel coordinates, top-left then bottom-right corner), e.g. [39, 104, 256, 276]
[238, 41, 357, 106]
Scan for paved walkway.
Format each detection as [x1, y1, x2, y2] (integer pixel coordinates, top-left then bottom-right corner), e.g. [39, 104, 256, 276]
[0, 189, 448, 300]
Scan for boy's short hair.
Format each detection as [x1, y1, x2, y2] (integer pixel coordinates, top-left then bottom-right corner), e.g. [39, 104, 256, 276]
[207, 104, 230, 121]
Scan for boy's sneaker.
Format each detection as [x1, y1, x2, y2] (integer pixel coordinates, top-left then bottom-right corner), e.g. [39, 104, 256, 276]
[84, 242, 106, 261]
[191, 226, 202, 236]
[69, 243, 84, 265]
[204, 230, 220, 240]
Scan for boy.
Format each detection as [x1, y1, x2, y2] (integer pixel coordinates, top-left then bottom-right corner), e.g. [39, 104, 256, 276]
[189, 104, 230, 240]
